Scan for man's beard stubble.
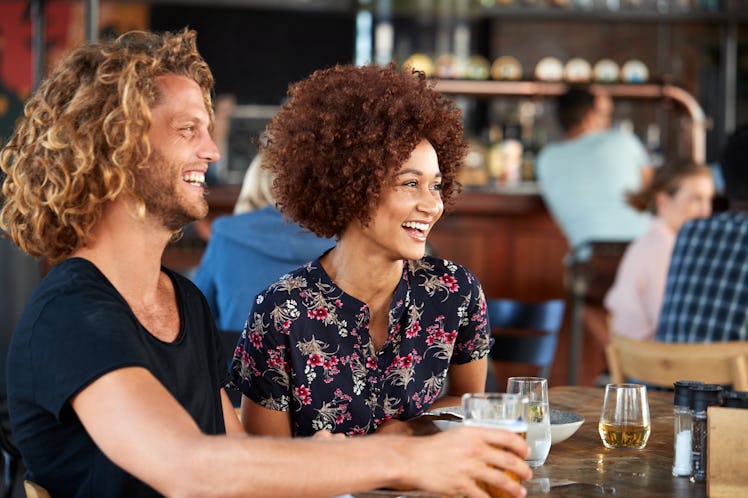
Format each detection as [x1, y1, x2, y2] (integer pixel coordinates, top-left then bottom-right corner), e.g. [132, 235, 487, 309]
[132, 152, 209, 232]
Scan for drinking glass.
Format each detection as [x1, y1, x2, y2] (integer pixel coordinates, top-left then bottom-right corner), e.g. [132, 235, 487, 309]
[598, 383, 651, 449]
[462, 393, 528, 498]
[507, 377, 551, 467]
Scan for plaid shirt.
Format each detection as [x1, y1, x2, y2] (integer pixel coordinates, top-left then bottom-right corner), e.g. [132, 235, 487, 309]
[657, 212, 748, 342]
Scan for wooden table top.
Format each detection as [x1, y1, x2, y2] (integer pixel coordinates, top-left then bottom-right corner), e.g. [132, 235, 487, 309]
[532, 385, 705, 497]
[355, 386, 706, 498]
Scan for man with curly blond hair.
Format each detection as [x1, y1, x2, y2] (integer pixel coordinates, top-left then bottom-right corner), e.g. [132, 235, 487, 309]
[1, 31, 531, 497]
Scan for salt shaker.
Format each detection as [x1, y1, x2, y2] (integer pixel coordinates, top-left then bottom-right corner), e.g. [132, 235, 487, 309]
[672, 380, 703, 477]
[689, 384, 723, 483]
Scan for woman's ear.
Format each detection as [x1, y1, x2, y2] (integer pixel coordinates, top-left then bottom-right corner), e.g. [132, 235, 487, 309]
[653, 190, 670, 216]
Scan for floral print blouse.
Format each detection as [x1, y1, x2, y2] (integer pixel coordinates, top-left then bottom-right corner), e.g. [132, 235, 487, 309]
[228, 255, 491, 436]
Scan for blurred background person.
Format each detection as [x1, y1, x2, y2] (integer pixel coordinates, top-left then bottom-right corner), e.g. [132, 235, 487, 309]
[230, 64, 493, 438]
[657, 124, 748, 343]
[193, 153, 334, 332]
[605, 160, 715, 341]
[535, 85, 653, 382]
[536, 85, 653, 258]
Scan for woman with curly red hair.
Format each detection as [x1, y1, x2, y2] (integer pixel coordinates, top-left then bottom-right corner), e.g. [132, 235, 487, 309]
[229, 64, 495, 438]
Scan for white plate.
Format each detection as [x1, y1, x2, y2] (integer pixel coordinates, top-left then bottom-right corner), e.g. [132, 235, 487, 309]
[593, 58, 620, 83]
[427, 406, 584, 446]
[621, 59, 649, 83]
[563, 57, 592, 83]
[535, 56, 564, 82]
[491, 55, 523, 81]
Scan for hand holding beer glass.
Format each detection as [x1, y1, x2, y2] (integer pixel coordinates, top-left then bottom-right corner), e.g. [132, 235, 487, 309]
[461, 393, 529, 498]
[598, 383, 651, 449]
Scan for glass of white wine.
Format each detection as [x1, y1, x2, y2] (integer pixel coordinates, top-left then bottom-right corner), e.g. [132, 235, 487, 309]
[598, 383, 651, 449]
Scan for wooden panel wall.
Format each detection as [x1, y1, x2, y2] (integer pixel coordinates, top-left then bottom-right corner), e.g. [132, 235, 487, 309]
[428, 190, 569, 301]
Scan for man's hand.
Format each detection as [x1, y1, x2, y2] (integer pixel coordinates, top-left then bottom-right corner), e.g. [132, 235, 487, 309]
[395, 425, 532, 498]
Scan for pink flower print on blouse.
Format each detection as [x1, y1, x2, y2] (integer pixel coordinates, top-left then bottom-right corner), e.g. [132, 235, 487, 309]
[229, 255, 492, 437]
[308, 306, 329, 321]
[295, 385, 312, 405]
[440, 273, 460, 292]
[405, 321, 421, 339]
[307, 353, 323, 367]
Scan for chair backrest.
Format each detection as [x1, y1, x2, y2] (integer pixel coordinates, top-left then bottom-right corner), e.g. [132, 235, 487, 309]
[486, 298, 566, 379]
[0, 397, 20, 498]
[219, 330, 242, 407]
[23, 480, 51, 498]
[732, 354, 748, 392]
[605, 334, 748, 389]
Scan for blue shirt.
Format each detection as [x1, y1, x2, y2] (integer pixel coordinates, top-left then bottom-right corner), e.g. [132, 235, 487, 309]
[193, 206, 334, 331]
[536, 129, 651, 253]
[657, 212, 748, 342]
[228, 255, 491, 436]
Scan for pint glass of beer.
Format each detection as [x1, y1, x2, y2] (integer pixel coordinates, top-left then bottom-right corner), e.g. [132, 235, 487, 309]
[461, 393, 529, 498]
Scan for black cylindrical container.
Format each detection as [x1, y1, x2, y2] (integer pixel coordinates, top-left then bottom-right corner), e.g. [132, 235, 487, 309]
[689, 384, 723, 483]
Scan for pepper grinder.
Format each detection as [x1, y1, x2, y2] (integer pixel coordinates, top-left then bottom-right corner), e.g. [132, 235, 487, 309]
[689, 384, 723, 483]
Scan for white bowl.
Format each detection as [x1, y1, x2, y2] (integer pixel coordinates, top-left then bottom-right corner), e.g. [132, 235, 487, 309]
[550, 409, 584, 445]
[426, 406, 584, 445]
[424, 406, 463, 432]
[432, 419, 462, 431]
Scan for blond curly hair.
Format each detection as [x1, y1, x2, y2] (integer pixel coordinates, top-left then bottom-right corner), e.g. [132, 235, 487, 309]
[0, 29, 214, 264]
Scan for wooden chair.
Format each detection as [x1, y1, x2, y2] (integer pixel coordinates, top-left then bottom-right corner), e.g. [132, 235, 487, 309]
[731, 354, 748, 391]
[219, 329, 242, 407]
[605, 334, 748, 390]
[23, 480, 50, 498]
[0, 399, 20, 498]
[487, 298, 566, 382]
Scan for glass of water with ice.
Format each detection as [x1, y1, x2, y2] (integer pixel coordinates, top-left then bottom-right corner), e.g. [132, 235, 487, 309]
[507, 377, 551, 467]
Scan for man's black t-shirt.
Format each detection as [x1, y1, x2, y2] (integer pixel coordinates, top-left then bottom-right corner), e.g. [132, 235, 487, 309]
[7, 258, 228, 497]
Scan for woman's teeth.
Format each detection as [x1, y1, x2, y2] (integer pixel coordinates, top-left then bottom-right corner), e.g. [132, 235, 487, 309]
[402, 221, 429, 232]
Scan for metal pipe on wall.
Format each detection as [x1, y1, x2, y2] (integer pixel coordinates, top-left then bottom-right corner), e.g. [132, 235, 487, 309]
[722, 21, 738, 135]
[85, 0, 99, 43]
[30, 0, 44, 91]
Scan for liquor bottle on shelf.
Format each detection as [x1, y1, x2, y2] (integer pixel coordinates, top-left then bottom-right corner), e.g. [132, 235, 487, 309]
[485, 123, 504, 181]
[458, 137, 489, 187]
[501, 118, 523, 185]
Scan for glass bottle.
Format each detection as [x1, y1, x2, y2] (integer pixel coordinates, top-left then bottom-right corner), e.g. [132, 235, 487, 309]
[672, 381, 703, 477]
[689, 384, 723, 483]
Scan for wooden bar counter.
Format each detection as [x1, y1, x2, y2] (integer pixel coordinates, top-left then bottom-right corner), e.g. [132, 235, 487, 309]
[429, 184, 569, 302]
[163, 184, 610, 386]
[164, 183, 570, 303]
